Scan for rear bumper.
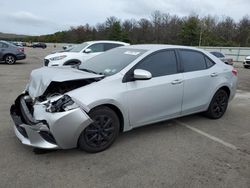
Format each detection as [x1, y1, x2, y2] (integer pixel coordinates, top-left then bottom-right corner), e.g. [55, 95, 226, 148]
[229, 76, 237, 102]
[16, 53, 26, 60]
[10, 94, 92, 149]
[243, 60, 250, 66]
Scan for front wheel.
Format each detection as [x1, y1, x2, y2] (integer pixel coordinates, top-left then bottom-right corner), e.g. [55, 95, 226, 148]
[4, 55, 16, 64]
[205, 89, 229, 119]
[78, 106, 120, 153]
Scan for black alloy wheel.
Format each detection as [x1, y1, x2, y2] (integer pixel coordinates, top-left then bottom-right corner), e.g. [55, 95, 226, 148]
[78, 106, 120, 153]
[205, 89, 229, 119]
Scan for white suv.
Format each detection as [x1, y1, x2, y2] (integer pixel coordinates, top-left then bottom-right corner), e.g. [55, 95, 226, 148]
[44, 40, 129, 67]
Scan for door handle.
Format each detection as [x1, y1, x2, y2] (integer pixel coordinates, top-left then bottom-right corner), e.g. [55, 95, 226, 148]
[171, 79, 183, 85]
[210, 72, 218, 77]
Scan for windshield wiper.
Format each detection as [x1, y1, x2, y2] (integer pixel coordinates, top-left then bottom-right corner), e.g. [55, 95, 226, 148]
[81, 68, 104, 75]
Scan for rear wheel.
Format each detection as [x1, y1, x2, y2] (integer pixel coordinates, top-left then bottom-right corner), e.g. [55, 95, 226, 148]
[78, 106, 120, 153]
[205, 89, 229, 119]
[4, 55, 16, 64]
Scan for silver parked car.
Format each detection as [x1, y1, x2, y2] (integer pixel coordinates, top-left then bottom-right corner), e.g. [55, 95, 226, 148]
[10, 45, 237, 153]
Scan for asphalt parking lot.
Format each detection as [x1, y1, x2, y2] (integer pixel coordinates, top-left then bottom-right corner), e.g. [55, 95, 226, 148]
[0, 46, 250, 188]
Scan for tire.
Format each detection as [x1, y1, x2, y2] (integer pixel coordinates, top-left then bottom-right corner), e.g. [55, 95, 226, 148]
[4, 55, 16, 64]
[205, 89, 229, 119]
[244, 65, 249, 69]
[78, 106, 120, 153]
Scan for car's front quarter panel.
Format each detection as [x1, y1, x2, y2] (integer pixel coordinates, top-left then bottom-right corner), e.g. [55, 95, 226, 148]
[33, 104, 92, 149]
[67, 75, 131, 132]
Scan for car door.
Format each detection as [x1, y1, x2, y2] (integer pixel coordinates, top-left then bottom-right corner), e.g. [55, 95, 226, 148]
[124, 50, 183, 127]
[179, 49, 218, 115]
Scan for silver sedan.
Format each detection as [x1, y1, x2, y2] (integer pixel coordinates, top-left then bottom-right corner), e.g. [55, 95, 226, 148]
[10, 45, 238, 153]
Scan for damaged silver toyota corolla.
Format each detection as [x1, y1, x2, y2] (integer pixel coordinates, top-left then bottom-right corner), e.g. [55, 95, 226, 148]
[10, 45, 237, 153]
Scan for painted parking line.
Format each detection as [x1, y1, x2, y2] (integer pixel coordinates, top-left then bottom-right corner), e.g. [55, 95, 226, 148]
[240, 132, 250, 138]
[175, 120, 238, 151]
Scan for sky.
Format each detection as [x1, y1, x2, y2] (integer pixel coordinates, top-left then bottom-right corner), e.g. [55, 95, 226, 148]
[0, 0, 249, 35]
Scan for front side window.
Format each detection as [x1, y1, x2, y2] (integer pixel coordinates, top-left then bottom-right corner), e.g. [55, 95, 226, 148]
[180, 50, 207, 72]
[135, 50, 178, 77]
[69, 42, 89, 52]
[88, 43, 105, 53]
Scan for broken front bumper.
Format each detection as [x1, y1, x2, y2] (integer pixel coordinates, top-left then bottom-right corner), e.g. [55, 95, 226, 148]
[10, 94, 92, 149]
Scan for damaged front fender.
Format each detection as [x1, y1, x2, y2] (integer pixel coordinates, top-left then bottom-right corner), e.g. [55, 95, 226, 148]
[10, 94, 93, 149]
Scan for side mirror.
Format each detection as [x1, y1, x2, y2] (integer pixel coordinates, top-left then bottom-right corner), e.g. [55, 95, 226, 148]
[133, 69, 152, 80]
[84, 48, 92, 53]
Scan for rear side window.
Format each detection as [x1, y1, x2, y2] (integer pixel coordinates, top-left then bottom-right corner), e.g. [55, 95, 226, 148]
[104, 43, 123, 51]
[88, 43, 104, 53]
[180, 50, 207, 72]
[136, 50, 178, 77]
[0, 42, 8, 48]
[205, 57, 215, 68]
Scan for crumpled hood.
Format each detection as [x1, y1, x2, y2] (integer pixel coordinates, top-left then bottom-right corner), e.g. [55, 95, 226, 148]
[28, 67, 103, 98]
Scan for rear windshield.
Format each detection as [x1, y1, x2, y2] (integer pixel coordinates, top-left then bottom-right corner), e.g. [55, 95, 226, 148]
[210, 52, 224, 58]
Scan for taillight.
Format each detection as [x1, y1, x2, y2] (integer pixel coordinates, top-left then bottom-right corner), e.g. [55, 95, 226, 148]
[232, 68, 237, 76]
[18, 47, 24, 53]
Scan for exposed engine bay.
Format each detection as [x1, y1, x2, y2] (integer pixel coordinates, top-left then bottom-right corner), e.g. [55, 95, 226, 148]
[37, 78, 101, 102]
[27, 66, 104, 99]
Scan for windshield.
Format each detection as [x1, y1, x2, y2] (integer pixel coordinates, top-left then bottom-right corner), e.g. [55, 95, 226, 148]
[211, 52, 224, 58]
[69, 42, 89, 52]
[79, 48, 147, 76]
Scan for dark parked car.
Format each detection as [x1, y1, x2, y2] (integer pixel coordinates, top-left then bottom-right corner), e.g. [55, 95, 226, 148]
[243, 56, 250, 68]
[0, 40, 26, 64]
[11, 41, 23, 47]
[210, 51, 233, 65]
[32, 42, 47, 49]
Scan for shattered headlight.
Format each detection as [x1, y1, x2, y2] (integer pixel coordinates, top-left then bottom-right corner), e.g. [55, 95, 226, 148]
[49, 55, 67, 61]
[45, 95, 79, 113]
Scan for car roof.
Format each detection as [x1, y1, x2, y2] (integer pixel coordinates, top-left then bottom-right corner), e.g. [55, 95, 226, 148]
[210, 51, 223, 54]
[0, 40, 9, 44]
[86, 40, 129, 45]
[119, 44, 203, 52]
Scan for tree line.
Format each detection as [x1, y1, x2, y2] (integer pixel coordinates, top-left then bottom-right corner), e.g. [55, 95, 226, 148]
[25, 11, 250, 47]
